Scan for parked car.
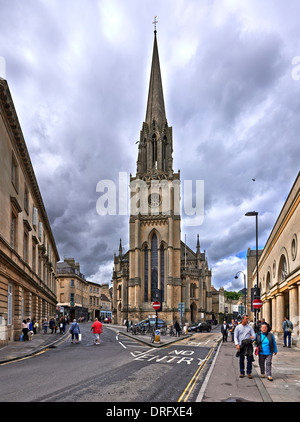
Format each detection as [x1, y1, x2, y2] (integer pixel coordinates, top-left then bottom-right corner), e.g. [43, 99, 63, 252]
[188, 321, 211, 333]
[133, 318, 167, 330]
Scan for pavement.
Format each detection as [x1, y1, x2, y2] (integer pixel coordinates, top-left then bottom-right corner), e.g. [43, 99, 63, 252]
[198, 336, 300, 402]
[1, 323, 299, 402]
[0, 329, 69, 365]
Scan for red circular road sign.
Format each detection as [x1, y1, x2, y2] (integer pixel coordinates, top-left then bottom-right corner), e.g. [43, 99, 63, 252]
[253, 299, 263, 309]
[152, 301, 161, 310]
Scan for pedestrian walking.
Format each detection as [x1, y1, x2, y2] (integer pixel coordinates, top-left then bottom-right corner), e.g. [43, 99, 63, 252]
[49, 318, 55, 334]
[69, 319, 80, 344]
[229, 319, 235, 342]
[59, 318, 64, 333]
[43, 319, 48, 334]
[283, 317, 293, 348]
[22, 320, 29, 341]
[255, 322, 277, 381]
[32, 319, 38, 334]
[174, 320, 180, 337]
[91, 318, 103, 345]
[221, 320, 229, 342]
[234, 314, 255, 379]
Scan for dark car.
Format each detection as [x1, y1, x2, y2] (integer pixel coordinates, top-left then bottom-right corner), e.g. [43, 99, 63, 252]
[134, 318, 167, 330]
[188, 321, 211, 333]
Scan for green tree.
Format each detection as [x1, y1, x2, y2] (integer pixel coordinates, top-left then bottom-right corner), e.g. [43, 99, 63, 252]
[224, 291, 242, 300]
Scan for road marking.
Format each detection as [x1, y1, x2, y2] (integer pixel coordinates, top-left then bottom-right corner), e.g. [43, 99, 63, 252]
[130, 349, 153, 358]
[0, 349, 48, 366]
[119, 342, 127, 349]
[178, 343, 217, 402]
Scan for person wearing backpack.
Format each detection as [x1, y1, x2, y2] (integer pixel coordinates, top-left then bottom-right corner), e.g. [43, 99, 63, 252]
[283, 317, 293, 348]
[255, 322, 277, 381]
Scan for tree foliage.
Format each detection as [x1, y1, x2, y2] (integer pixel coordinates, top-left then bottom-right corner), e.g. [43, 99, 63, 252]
[224, 291, 242, 300]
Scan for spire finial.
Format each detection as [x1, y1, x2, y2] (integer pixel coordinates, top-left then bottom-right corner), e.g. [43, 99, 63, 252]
[152, 16, 158, 33]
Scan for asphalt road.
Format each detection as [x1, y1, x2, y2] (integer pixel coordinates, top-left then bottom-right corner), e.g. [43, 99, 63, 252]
[0, 323, 219, 402]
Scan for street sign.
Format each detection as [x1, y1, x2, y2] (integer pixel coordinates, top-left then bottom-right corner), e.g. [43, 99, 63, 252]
[152, 301, 161, 311]
[178, 302, 185, 315]
[251, 287, 260, 312]
[252, 299, 263, 309]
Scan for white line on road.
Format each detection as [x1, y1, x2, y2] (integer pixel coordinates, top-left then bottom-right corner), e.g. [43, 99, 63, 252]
[119, 342, 127, 349]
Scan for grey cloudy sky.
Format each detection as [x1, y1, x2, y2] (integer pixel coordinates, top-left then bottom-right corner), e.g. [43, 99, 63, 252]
[1, 0, 300, 290]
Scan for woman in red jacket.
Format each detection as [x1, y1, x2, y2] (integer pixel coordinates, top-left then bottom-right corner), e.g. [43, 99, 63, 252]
[91, 318, 103, 345]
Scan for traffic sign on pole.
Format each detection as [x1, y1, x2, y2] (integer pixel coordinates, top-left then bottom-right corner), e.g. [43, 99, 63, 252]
[252, 299, 263, 309]
[152, 301, 161, 311]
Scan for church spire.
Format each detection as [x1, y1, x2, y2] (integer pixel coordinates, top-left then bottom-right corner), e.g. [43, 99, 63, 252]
[136, 22, 174, 178]
[145, 28, 166, 131]
[196, 234, 201, 258]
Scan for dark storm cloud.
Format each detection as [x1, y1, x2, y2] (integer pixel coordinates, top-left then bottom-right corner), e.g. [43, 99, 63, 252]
[1, 0, 300, 289]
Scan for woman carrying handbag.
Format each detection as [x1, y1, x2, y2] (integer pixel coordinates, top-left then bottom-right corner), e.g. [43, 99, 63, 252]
[255, 322, 277, 381]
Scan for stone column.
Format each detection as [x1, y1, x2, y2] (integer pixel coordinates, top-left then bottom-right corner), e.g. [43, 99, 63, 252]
[25, 291, 32, 319]
[263, 299, 271, 326]
[275, 293, 284, 333]
[289, 284, 299, 326]
[271, 296, 276, 333]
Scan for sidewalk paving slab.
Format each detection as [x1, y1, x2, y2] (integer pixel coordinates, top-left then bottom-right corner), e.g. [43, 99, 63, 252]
[199, 339, 300, 402]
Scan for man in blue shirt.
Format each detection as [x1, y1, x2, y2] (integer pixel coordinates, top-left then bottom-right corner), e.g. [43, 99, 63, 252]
[283, 317, 293, 348]
[234, 314, 255, 378]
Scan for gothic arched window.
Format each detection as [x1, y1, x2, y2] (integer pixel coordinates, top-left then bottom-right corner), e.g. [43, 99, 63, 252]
[161, 245, 165, 302]
[152, 134, 157, 168]
[151, 234, 158, 300]
[144, 246, 148, 302]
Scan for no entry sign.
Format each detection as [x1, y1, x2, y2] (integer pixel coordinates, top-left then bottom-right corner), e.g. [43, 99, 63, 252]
[152, 301, 161, 311]
[252, 299, 263, 309]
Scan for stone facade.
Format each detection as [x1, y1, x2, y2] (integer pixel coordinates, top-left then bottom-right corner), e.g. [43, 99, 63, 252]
[248, 172, 300, 346]
[88, 280, 101, 320]
[56, 258, 89, 321]
[112, 31, 212, 326]
[0, 78, 59, 345]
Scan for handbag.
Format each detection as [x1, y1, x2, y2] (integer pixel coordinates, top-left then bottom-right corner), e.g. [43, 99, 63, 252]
[78, 333, 82, 342]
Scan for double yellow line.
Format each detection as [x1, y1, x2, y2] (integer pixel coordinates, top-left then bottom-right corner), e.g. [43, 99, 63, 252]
[178, 340, 220, 402]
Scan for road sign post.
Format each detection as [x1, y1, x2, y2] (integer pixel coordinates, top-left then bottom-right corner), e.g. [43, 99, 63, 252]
[252, 299, 263, 309]
[178, 302, 185, 328]
[152, 301, 161, 343]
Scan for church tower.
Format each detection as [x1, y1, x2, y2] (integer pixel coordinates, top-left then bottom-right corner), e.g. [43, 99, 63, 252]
[112, 27, 212, 325]
[128, 27, 181, 323]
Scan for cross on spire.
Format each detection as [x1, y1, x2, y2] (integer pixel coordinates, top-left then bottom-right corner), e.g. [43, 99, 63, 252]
[152, 16, 158, 32]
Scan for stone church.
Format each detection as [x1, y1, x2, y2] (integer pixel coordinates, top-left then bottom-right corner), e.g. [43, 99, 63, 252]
[112, 29, 212, 326]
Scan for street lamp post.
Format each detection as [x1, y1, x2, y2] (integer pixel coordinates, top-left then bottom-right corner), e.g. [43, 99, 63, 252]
[234, 271, 246, 315]
[245, 211, 259, 332]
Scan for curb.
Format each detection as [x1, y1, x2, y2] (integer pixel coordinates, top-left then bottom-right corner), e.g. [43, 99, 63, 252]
[0, 332, 69, 365]
[196, 337, 222, 402]
[106, 325, 191, 347]
[252, 363, 273, 402]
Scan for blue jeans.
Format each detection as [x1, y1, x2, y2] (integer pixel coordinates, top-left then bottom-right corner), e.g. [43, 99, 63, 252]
[239, 354, 253, 375]
[284, 331, 291, 346]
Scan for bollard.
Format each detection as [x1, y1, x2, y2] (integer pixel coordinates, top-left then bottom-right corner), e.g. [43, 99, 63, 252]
[154, 329, 161, 344]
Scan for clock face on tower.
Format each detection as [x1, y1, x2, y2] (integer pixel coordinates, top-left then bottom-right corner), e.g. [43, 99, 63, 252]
[148, 192, 160, 207]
